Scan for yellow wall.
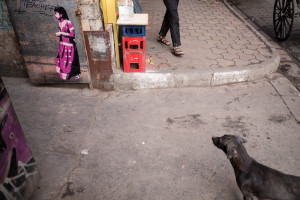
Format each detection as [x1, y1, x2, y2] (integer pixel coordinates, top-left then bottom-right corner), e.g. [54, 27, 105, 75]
[100, 0, 120, 68]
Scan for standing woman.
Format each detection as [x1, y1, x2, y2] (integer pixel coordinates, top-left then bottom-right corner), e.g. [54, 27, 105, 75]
[157, 0, 184, 56]
[54, 7, 80, 80]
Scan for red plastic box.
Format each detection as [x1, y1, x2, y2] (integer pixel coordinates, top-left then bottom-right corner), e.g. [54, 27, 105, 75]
[123, 51, 145, 72]
[122, 36, 146, 53]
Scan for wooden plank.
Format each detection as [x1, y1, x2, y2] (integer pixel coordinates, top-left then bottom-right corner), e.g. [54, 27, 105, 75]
[117, 13, 148, 25]
[84, 29, 113, 89]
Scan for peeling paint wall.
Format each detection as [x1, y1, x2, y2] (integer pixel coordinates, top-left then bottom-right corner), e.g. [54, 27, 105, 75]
[0, 0, 26, 77]
[84, 24, 115, 90]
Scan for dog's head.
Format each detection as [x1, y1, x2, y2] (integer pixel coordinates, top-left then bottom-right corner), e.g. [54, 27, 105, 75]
[212, 135, 247, 159]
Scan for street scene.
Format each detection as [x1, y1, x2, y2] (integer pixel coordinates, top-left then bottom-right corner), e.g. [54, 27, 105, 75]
[0, 0, 300, 199]
[228, 0, 300, 90]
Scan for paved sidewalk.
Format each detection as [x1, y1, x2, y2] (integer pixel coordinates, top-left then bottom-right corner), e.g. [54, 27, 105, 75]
[110, 0, 279, 90]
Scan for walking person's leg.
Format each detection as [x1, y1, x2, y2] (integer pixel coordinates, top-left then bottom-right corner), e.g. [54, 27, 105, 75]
[159, 0, 183, 56]
[158, 10, 171, 46]
[165, 0, 180, 46]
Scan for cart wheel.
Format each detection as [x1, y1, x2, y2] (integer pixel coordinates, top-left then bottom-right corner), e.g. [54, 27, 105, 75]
[273, 0, 295, 41]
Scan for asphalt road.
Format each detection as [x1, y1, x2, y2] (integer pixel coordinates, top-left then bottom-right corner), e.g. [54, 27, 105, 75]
[228, 0, 300, 90]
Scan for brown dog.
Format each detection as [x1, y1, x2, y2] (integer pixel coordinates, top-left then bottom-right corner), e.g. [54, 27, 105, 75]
[212, 135, 300, 200]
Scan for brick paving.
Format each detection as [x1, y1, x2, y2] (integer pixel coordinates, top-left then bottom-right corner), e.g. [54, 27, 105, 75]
[140, 0, 274, 72]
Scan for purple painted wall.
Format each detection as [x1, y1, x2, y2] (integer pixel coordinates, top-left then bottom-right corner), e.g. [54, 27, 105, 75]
[0, 78, 41, 199]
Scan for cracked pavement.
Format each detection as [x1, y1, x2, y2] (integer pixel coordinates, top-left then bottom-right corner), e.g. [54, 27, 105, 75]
[3, 74, 300, 200]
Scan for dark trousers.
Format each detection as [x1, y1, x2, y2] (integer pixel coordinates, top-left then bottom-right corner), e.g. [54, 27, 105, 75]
[159, 0, 181, 47]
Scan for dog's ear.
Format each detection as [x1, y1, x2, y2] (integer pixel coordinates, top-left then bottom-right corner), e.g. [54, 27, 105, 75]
[237, 136, 247, 144]
[226, 147, 237, 159]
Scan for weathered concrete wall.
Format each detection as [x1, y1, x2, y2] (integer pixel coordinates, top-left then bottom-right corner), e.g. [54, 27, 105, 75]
[78, 0, 103, 31]
[0, 0, 26, 77]
[3, 0, 107, 84]
[5, 0, 90, 83]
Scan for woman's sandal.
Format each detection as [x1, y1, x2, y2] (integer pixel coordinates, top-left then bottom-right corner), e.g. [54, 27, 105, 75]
[172, 47, 184, 56]
[157, 36, 170, 46]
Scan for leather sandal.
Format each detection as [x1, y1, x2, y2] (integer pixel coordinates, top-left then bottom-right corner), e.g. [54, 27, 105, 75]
[157, 36, 171, 46]
[172, 47, 184, 56]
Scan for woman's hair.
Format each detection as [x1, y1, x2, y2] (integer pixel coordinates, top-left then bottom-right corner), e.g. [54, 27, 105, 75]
[54, 7, 69, 20]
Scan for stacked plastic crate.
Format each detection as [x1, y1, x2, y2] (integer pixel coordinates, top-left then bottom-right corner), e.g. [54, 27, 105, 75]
[122, 25, 146, 72]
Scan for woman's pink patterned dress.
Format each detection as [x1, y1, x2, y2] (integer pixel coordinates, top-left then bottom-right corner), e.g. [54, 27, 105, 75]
[56, 20, 80, 80]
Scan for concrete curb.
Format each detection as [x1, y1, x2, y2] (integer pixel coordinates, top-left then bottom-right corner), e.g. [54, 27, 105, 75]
[109, 0, 280, 91]
[268, 73, 300, 123]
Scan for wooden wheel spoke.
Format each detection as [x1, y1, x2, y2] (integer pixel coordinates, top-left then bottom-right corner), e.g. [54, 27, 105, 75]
[275, 18, 281, 30]
[284, 18, 291, 27]
[283, 0, 288, 11]
[286, 12, 293, 18]
[279, 0, 282, 9]
[276, 4, 281, 11]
